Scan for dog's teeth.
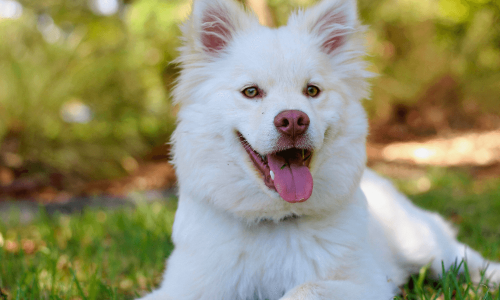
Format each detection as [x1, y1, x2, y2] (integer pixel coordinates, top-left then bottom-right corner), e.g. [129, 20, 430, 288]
[270, 170, 275, 180]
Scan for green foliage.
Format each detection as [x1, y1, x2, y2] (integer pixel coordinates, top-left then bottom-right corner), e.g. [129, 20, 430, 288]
[0, 0, 189, 179]
[360, 0, 500, 119]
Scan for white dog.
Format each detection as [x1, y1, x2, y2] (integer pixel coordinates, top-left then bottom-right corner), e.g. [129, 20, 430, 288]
[140, 0, 500, 299]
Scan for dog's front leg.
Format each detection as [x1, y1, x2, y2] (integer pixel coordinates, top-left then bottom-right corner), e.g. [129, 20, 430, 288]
[280, 280, 393, 300]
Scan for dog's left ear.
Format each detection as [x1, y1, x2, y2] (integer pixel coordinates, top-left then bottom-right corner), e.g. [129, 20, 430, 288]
[289, 0, 359, 54]
[181, 0, 258, 57]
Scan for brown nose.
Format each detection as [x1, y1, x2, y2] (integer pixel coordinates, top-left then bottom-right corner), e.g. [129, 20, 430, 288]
[274, 110, 310, 138]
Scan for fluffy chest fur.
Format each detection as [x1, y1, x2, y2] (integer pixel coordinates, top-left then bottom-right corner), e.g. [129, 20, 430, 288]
[168, 191, 387, 300]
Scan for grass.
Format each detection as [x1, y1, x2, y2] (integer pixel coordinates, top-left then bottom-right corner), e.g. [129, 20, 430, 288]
[0, 199, 177, 299]
[0, 168, 499, 299]
[395, 260, 500, 300]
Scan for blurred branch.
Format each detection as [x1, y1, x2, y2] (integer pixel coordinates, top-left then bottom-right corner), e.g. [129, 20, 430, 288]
[245, 0, 274, 27]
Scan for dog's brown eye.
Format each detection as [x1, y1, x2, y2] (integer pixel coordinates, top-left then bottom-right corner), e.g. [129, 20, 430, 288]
[242, 87, 259, 98]
[306, 85, 320, 97]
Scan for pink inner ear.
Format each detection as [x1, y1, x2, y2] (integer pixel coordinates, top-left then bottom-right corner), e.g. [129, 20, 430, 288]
[201, 8, 233, 53]
[315, 10, 348, 54]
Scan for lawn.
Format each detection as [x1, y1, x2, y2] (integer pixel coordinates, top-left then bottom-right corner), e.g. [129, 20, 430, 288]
[0, 168, 499, 300]
[0, 199, 177, 299]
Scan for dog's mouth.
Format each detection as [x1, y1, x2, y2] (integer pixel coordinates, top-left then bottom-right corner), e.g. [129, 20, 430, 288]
[238, 133, 313, 203]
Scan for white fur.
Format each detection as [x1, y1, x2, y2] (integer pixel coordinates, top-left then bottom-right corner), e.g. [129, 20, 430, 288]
[139, 0, 500, 299]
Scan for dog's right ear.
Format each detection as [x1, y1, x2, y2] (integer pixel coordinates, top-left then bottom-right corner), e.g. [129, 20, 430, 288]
[288, 0, 359, 55]
[181, 0, 257, 57]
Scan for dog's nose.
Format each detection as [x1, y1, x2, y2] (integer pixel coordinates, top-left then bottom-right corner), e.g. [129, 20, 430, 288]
[274, 110, 310, 138]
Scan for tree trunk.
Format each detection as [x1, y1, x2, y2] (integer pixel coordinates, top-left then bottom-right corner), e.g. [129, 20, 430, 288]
[245, 0, 275, 27]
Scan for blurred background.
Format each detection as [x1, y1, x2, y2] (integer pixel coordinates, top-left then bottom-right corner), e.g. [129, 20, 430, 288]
[0, 0, 499, 203]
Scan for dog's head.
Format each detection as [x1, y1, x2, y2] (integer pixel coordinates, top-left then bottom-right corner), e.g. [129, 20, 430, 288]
[172, 0, 371, 221]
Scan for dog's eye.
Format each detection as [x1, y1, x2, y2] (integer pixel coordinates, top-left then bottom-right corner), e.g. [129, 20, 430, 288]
[242, 87, 259, 98]
[305, 85, 320, 97]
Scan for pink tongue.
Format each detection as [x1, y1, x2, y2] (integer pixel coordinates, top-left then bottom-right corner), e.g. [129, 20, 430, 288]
[267, 153, 313, 203]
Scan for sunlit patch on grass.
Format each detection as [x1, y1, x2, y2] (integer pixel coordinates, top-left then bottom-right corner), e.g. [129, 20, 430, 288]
[380, 130, 500, 166]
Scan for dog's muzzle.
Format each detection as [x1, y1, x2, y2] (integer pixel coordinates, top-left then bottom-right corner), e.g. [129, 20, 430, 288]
[238, 110, 314, 203]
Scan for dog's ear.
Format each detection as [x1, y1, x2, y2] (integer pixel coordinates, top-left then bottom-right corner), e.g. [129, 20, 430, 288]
[182, 0, 257, 56]
[289, 0, 359, 54]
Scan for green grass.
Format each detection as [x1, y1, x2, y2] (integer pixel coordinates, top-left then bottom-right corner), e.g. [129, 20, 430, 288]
[395, 260, 500, 300]
[0, 169, 499, 299]
[0, 199, 177, 299]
